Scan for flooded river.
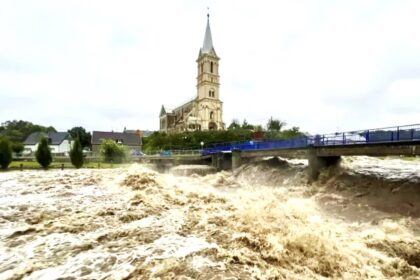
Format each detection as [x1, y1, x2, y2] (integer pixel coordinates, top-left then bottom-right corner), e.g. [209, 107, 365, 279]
[1, 157, 420, 279]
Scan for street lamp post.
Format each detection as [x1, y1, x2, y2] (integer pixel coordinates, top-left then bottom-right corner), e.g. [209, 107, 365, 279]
[200, 141, 204, 150]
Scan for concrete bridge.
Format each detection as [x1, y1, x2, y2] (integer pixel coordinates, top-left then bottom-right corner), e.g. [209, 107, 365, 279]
[204, 124, 420, 180]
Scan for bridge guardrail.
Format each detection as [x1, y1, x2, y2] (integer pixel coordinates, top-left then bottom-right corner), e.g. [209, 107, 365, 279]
[315, 123, 420, 146]
[202, 123, 420, 156]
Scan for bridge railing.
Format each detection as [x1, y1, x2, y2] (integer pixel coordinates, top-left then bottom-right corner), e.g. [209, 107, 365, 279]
[313, 123, 420, 146]
[171, 149, 202, 156]
[201, 123, 420, 155]
[202, 137, 310, 155]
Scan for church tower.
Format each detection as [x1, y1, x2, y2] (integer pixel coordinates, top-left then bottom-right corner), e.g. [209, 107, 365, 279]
[196, 13, 224, 130]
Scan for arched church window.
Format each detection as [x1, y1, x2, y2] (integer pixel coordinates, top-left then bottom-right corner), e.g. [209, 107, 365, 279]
[210, 111, 214, 120]
[210, 62, 213, 73]
[201, 63, 203, 74]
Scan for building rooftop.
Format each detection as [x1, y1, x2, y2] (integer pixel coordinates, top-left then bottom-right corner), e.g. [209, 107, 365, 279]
[23, 132, 69, 145]
[91, 131, 142, 146]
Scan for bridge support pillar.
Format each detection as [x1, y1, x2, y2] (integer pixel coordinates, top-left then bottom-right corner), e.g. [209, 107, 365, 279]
[232, 150, 242, 170]
[155, 159, 173, 173]
[211, 152, 232, 171]
[308, 149, 340, 181]
[211, 154, 218, 169]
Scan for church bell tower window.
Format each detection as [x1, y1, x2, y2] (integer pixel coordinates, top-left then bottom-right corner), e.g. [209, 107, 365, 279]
[210, 62, 213, 73]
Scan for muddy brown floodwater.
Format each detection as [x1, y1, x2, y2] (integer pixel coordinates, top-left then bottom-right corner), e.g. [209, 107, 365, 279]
[1, 157, 420, 279]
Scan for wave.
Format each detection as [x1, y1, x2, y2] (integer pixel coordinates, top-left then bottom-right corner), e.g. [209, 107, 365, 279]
[0, 160, 419, 279]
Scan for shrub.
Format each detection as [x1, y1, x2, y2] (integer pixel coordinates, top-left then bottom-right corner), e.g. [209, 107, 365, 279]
[0, 137, 12, 170]
[70, 138, 84, 168]
[100, 139, 126, 163]
[35, 136, 52, 169]
[11, 142, 24, 154]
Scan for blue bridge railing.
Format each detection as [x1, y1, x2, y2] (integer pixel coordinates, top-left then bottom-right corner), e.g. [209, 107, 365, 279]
[202, 123, 420, 156]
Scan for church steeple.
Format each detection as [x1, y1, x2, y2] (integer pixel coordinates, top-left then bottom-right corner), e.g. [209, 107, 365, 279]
[194, 12, 223, 131]
[196, 12, 220, 103]
[200, 13, 217, 56]
[159, 11, 224, 133]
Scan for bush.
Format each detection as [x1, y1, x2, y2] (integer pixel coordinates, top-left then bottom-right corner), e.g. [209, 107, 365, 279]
[35, 137, 52, 169]
[11, 142, 24, 154]
[70, 138, 84, 168]
[142, 130, 253, 153]
[0, 137, 12, 170]
[100, 139, 126, 163]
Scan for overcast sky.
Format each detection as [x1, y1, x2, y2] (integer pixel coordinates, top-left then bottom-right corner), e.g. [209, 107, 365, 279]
[1, 0, 419, 134]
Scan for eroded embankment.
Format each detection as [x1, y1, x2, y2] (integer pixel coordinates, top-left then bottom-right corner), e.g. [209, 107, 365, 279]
[0, 159, 419, 279]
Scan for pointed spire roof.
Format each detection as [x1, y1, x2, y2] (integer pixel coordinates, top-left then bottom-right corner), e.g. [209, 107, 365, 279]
[200, 13, 217, 56]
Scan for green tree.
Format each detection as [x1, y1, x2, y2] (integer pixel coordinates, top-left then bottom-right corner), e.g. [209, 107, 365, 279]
[100, 139, 126, 163]
[68, 126, 92, 149]
[35, 137, 52, 169]
[267, 117, 286, 132]
[11, 142, 24, 154]
[0, 120, 56, 143]
[254, 125, 264, 132]
[241, 119, 255, 130]
[70, 138, 84, 168]
[280, 126, 303, 139]
[0, 137, 12, 170]
[142, 129, 254, 152]
[228, 119, 241, 130]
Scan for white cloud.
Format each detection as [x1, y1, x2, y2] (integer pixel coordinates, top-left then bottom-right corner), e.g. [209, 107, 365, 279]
[0, 0, 419, 134]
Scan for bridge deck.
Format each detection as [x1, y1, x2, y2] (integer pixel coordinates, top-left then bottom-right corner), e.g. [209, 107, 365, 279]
[237, 141, 420, 158]
[202, 124, 420, 157]
[313, 141, 420, 157]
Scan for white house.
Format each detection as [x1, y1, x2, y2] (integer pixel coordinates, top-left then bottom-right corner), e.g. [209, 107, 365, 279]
[23, 132, 72, 155]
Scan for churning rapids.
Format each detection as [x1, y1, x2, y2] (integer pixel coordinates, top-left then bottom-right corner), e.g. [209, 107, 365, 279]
[1, 157, 420, 279]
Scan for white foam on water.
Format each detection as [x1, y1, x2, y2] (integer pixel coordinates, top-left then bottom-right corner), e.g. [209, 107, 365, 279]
[0, 161, 419, 279]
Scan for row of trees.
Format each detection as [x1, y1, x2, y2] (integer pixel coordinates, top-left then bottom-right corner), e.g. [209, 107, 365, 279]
[1, 117, 301, 166]
[227, 117, 287, 132]
[0, 136, 126, 170]
[142, 129, 253, 152]
[227, 117, 302, 140]
[0, 120, 56, 143]
[0, 136, 84, 170]
[143, 117, 304, 152]
[1, 117, 297, 150]
[0, 121, 92, 154]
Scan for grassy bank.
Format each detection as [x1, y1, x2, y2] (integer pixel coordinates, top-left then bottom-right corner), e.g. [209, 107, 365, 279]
[3, 161, 130, 171]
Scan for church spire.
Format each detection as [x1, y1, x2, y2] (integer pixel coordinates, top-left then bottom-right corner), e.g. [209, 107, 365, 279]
[201, 13, 216, 55]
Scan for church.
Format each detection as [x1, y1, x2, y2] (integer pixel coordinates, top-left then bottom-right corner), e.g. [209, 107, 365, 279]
[159, 14, 224, 133]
